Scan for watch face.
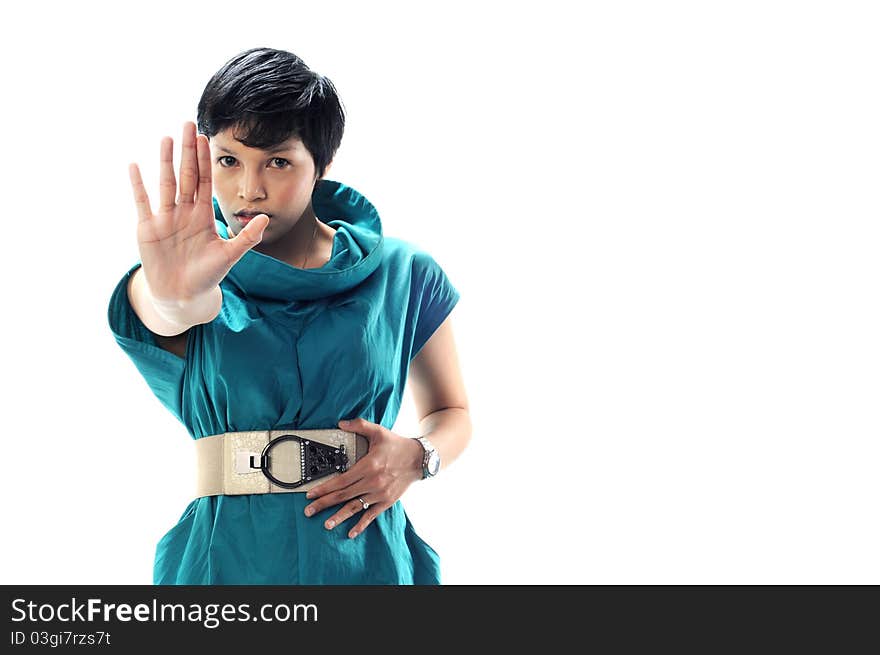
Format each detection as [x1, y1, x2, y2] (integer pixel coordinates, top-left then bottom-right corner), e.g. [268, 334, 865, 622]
[427, 452, 440, 475]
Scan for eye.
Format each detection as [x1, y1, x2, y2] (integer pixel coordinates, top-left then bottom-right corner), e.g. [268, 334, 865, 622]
[215, 156, 290, 169]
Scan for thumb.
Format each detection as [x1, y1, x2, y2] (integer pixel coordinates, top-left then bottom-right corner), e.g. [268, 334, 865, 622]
[229, 214, 270, 255]
[339, 417, 381, 441]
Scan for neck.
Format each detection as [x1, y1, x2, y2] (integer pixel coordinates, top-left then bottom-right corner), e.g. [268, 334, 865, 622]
[253, 207, 322, 269]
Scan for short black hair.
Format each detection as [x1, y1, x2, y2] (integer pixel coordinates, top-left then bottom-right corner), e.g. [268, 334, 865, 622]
[196, 47, 345, 181]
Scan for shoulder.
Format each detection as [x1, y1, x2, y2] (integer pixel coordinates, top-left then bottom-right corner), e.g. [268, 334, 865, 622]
[382, 236, 440, 271]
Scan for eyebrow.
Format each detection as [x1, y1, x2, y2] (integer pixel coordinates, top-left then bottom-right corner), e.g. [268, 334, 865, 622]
[215, 143, 298, 155]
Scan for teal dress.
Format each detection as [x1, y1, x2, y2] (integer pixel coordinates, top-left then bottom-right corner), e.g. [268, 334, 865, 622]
[107, 179, 460, 585]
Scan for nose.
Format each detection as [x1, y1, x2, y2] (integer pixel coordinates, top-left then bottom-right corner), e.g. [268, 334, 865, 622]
[238, 170, 266, 201]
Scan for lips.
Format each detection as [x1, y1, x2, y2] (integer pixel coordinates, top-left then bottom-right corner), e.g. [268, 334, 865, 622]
[236, 213, 269, 225]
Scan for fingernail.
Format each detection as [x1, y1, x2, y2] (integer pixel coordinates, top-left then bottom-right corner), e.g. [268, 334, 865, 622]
[325, 520, 335, 529]
[304, 507, 314, 517]
[349, 531, 358, 539]
[305, 491, 314, 499]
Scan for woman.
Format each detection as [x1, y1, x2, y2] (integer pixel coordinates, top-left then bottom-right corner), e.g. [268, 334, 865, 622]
[108, 47, 471, 584]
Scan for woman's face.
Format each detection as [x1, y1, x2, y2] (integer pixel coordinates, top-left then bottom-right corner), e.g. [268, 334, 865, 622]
[208, 127, 323, 244]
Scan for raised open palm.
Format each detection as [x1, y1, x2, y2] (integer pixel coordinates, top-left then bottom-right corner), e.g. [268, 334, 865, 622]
[128, 121, 269, 308]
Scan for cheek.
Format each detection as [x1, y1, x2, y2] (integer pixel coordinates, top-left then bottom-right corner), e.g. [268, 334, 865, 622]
[276, 176, 312, 203]
[210, 168, 231, 193]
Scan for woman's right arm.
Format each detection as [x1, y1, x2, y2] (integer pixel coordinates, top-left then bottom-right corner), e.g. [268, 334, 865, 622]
[125, 121, 269, 337]
[126, 266, 221, 337]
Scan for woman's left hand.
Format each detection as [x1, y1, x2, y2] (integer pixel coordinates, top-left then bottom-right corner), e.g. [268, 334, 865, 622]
[302, 417, 424, 539]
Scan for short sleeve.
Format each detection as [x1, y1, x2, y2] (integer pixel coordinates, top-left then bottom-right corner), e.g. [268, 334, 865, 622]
[409, 250, 461, 359]
[107, 262, 187, 422]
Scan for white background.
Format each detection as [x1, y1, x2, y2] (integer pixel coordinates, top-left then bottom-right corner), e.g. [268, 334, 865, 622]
[1, 0, 878, 584]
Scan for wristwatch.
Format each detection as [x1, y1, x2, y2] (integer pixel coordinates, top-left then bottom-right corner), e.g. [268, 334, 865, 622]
[416, 436, 440, 479]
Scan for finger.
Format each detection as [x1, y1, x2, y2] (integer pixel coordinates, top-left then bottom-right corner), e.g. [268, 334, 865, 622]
[304, 466, 362, 502]
[347, 502, 388, 539]
[177, 122, 197, 205]
[194, 133, 212, 208]
[128, 163, 153, 224]
[305, 454, 371, 502]
[303, 469, 368, 516]
[158, 136, 177, 213]
[339, 417, 382, 443]
[322, 495, 376, 532]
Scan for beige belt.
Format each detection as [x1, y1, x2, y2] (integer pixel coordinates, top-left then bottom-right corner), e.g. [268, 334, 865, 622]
[194, 428, 369, 498]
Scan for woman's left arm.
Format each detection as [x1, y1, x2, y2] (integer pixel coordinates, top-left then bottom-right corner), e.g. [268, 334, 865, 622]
[302, 314, 472, 538]
[406, 312, 472, 473]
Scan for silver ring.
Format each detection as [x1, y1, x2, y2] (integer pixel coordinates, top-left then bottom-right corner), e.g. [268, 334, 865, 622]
[356, 497, 369, 510]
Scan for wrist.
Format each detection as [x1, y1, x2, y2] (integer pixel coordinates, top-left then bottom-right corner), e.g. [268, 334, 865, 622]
[413, 435, 441, 480]
[406, 437, 424, 480]
[150, 285, 222, 326]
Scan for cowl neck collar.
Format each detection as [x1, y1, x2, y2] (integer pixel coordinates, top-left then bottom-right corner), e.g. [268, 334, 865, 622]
[212, 179, 384, 302]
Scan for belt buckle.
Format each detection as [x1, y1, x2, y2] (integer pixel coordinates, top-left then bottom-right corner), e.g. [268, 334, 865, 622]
[239, 434, 350, 489]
